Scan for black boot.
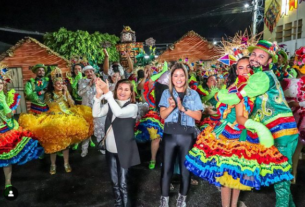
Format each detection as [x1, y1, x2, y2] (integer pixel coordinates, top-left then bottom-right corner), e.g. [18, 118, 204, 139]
[113, 184, 123, 207]
[120, 167, 130, 207]
[106, 151, 123, 207]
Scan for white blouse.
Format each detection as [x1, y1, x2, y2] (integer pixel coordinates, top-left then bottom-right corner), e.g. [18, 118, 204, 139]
[92, 91, 138, 153]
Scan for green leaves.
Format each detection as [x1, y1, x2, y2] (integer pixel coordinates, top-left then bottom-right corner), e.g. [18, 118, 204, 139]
[43, 27, 120, 68]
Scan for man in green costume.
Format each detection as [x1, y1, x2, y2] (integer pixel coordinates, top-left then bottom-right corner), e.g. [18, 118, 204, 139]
[24, 64, 49, 114]
[217, 40, 298, 207]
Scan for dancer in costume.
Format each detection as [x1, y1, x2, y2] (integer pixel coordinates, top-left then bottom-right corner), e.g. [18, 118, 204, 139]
[0, 67, 43, 188]
[77, 65, 103, 156]
[93, 78, 140, 207]
[66, 63, 83, 105]
[282, 46, 305, 184]
[135, 63, 168, 170]
[24, 64, 49, 113]
[19, 67, 93, 174]
[185, 57, 293, 207]
[158, 63, 203, 207]
[217, 40, 298, 207]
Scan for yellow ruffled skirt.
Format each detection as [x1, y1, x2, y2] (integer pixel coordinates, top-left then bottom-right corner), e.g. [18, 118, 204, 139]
[18, 105, 93, 154]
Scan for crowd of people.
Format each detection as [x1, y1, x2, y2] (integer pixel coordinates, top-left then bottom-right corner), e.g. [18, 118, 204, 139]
[0, 39, 305, 207]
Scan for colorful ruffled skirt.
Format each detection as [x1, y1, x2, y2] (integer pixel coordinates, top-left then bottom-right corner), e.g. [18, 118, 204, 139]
[185, 124, 293, 190]
[135, 110, 164, 143]
[0, 124, 44, 167]
[18, 105, 94, 154]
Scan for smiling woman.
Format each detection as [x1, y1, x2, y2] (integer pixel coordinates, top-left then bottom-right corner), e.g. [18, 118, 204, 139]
[158, 63, 203, 207]
[93, 78, 140, 206]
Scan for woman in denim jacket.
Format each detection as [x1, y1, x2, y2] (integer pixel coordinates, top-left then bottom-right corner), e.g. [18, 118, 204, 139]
[158, 63, 203, 207]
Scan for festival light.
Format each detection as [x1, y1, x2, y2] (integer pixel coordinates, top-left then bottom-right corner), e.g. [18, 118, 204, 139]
[244, 3, 249, 8]
[281, 0, 289, 16]
[144, 55, 149, 59]
[213, 41, 217, 45]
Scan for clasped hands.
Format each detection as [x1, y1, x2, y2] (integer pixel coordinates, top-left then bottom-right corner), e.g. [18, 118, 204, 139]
[95, 78, 109, 98]
[168, 96, 186, 112]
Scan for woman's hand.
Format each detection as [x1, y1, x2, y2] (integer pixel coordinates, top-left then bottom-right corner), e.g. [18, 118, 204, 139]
[62, 85, 68, 95]
[95, 78, 104, 98]
[123, 51, 130, 58]
[168, 97, 176, 108]
[103, 49, 109, 57]
[96, 78, 109, 95]
[177, 97, 185, 112]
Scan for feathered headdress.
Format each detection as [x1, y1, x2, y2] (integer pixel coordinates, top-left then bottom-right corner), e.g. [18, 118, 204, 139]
[216, 29, 262, 66]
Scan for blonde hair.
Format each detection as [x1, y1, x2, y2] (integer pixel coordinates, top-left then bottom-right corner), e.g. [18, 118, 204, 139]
[168, 63, 189, 98]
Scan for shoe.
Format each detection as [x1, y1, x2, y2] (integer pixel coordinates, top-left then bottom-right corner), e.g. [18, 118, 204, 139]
[5, 184, 12, 189]
[176, 193, 187, 207]
[191, 178, 198, 186]
[72, 144, 79, 151]
[64, 163, 72, 173]
[81, 150, 88, 157]
[50, 165, 56, 175]
[90, 140, 96, 148]
[149, 160, 156, 170]
[99, 149, 106, 155]
[159, 196, 169, 207]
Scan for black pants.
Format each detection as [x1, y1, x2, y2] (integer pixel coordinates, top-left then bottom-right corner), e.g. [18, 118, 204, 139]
[106, 151, 130, 207]
[161, 133, 194, 196]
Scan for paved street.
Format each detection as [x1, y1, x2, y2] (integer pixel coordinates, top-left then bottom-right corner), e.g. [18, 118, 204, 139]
[1, 142, 305, 207]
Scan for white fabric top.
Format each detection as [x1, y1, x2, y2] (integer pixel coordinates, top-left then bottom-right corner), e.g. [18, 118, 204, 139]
[92, 91, 138, 153]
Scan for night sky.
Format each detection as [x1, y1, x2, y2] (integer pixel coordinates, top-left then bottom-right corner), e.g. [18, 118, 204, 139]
[0, 0, 259, 45]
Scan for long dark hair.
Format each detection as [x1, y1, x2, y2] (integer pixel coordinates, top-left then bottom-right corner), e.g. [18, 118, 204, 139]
[226, 57, 250, 88]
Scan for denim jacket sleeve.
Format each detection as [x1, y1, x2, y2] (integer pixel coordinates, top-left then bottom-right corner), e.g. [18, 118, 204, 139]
[159, 89, 169, 108]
